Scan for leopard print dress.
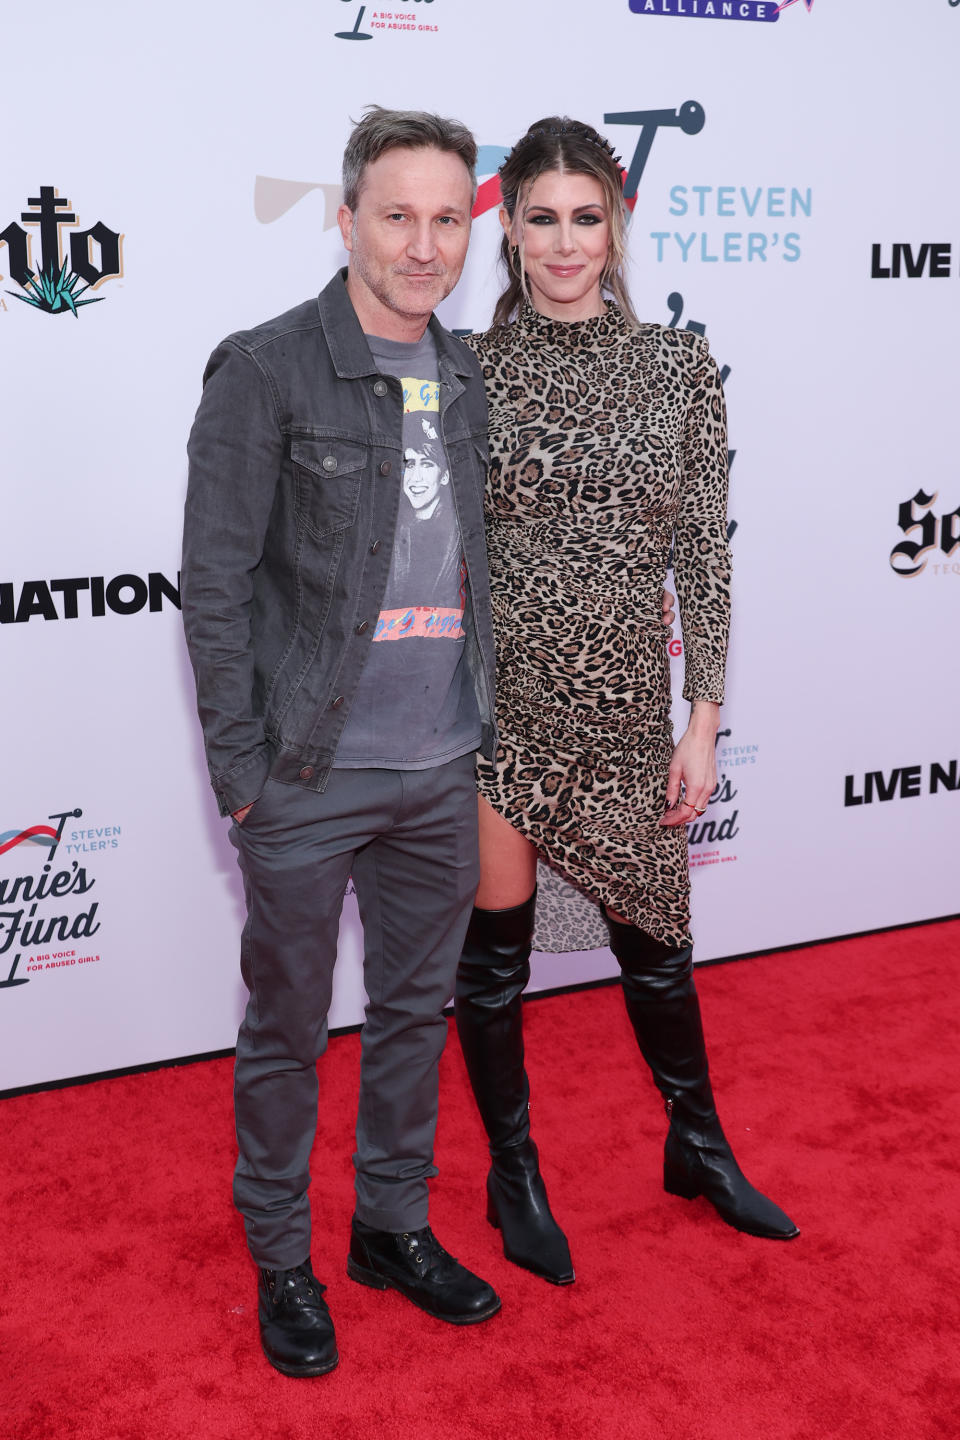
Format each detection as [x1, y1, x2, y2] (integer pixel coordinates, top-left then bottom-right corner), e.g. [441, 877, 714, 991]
[465, 303, 731, 952]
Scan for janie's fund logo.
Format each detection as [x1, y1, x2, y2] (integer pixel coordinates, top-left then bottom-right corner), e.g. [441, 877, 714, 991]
[1, 187, 123, 316]
[0, 808, 109, 990]
[687, 729, 750, 869]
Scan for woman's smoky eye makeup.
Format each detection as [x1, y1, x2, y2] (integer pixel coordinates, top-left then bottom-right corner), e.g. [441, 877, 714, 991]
[523, 209, 607, 227]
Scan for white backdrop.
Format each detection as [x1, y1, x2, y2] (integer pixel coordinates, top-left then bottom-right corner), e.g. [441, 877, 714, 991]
[2, 0, 958, 1093]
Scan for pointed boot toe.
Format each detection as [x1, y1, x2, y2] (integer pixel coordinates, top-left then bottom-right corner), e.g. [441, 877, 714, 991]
[487, 1142, 575, 1285]
[664, 1127, 799, 1240]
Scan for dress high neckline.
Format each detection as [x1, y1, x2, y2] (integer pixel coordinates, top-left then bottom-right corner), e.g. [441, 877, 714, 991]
[514, 300, 630, 345]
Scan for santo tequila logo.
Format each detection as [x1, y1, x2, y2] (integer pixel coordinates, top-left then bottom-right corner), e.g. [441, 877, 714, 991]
[1, 187, 123, 316]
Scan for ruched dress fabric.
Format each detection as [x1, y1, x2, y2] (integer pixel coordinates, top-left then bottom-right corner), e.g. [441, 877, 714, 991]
[465, 304, 731, 952]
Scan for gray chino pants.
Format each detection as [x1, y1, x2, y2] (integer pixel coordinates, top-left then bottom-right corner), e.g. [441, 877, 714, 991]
[228, 753, 479, 1269]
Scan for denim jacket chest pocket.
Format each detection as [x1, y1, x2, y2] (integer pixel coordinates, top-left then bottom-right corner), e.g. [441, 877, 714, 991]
[292, 439, 366, 539]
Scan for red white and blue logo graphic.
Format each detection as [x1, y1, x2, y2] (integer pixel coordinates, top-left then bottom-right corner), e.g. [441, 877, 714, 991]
[256, 101, 706, 234]
[473, 104, 706, 222]
[1, 808, 109, 991]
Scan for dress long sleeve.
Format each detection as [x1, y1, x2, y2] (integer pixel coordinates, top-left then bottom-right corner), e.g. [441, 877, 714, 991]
[673, 334, 732, 705]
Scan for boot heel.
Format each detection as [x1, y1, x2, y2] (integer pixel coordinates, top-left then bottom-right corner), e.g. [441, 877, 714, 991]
[486, 1192, 502, 1231]
[663, 1162, 702, 1200]
[346, 1254, 390, 1290]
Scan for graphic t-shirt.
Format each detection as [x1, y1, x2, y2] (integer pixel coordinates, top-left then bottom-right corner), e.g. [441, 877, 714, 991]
[333, 330, 481, 768]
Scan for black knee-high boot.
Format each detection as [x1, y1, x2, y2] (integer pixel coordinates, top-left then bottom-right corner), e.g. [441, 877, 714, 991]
[604, 914, 798, 1240]
[454, 893, 575, 1284]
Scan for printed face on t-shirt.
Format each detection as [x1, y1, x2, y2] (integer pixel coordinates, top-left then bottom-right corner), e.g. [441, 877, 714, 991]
[403, 445, 450, 518]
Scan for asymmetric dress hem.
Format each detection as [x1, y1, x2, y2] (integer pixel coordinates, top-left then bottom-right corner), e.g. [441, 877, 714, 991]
[466, 302, 731, 953]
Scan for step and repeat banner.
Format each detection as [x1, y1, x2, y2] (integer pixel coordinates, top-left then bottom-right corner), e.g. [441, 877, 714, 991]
[2, 0, 958, 1091]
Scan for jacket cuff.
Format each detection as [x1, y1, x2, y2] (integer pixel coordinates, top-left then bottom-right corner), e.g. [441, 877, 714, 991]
[212, 750, 272, 818]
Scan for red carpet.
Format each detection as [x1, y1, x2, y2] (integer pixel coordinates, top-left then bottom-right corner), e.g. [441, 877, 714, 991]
[3, 921, 959, 1439]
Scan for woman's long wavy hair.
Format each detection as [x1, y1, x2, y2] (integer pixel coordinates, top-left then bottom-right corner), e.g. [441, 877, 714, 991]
[492, 117, 639, 330]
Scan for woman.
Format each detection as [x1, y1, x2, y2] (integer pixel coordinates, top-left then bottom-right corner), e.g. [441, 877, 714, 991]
[402, 428, 450, 521]
[455, 118, 797, 1286]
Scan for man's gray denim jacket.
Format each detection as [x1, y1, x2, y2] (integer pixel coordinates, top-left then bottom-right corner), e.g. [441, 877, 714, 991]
[181, 270, 498, 817]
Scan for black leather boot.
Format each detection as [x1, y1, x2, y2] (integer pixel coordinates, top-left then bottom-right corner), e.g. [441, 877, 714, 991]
[347, 1219, 501, 1324]
[257, 1257, 339, 1377]
[604, 914, 799, 1241]
[454, 893, 575, 1285]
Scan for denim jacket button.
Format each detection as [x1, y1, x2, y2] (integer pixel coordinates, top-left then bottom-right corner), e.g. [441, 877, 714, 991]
[331, 695, 345, 709]
[299, 766, 315, 780]
[370, 539, 382, 554]
[379, 461, 391, 477]
[321, 455, 338, 473]
[356, 620, 369, 634]
[373, 380, 388, 397]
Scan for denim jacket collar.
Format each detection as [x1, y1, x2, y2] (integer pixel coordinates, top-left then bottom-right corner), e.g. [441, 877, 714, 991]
[318, 268, 474, 383]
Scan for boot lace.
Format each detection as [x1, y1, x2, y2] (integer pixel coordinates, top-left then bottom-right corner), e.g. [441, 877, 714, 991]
[265, 1263, 327, 1310]
[399, 1226, 446, 1271]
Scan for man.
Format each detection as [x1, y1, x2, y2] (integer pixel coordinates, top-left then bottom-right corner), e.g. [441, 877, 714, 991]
[181, 107, 499, 1379]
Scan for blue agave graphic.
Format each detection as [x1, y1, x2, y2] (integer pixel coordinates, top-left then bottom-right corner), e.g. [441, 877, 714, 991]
[8, 257, 104, 317]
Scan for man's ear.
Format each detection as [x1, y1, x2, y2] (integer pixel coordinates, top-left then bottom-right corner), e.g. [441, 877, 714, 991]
[337, 204, 355, 252]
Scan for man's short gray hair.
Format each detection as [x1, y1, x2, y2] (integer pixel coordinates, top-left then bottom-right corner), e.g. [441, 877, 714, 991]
[342, 105, 478, 211]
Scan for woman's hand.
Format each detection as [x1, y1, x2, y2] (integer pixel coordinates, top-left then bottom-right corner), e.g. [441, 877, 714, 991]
[660, 700, 720, 827]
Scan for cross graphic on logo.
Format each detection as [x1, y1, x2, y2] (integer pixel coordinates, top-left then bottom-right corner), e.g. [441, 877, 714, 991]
[1, 188, 122, 316]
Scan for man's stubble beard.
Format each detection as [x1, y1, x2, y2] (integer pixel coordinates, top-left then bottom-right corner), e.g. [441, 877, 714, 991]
[350, 225, 457, 321]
